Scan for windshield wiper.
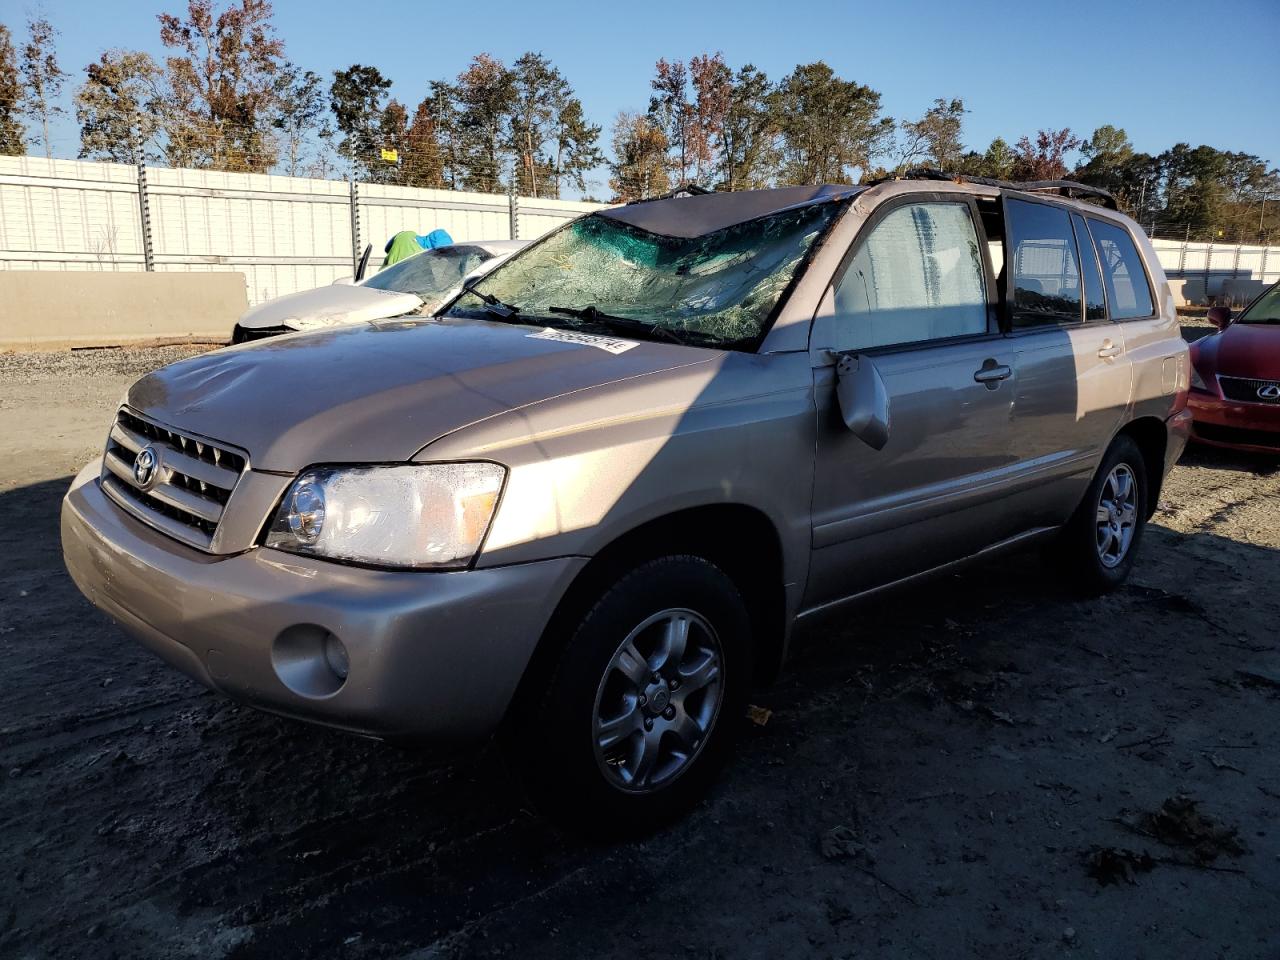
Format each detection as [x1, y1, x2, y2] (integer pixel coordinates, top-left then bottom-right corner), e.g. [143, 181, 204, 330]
[548, 305, 689, 346]
[461, 281, 521, 320]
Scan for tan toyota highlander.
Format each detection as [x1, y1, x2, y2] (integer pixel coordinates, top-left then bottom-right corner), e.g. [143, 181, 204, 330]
[62, 175, 1191, 830]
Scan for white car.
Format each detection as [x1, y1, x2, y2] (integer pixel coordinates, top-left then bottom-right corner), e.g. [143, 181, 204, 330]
[232, 239, 529, 342]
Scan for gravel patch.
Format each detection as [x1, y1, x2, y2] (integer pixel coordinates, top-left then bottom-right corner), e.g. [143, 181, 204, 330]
[0, 342, 218, 382]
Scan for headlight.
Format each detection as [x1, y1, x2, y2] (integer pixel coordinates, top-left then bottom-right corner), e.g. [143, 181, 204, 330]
[1189, 365, 1208, 392]
[265, 462, 505, 569]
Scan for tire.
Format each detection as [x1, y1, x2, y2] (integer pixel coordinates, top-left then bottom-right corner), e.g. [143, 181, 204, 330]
[1053, 434, 1149, 595]
[507, 555, 753, 835]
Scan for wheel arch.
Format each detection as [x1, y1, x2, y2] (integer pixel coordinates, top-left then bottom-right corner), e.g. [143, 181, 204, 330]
[1117, 416, 1168, 519]
[500, 503, 788, 737]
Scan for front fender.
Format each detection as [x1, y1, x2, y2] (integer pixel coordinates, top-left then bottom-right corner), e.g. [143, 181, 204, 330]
[420, 352, 817, 594]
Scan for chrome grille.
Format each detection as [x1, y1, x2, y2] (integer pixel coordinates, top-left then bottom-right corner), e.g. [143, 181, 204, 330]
[1218, 375, 1280, 404]
[100, 408, 247, 550]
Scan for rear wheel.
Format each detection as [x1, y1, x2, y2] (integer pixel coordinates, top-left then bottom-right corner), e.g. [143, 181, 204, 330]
[1053, 434, 1148, 594]
[507, 555, 752, 834]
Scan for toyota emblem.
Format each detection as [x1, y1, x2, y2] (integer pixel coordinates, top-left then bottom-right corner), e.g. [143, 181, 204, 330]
[1257, 383, 1280, 401]
[133, 446, 159, 488]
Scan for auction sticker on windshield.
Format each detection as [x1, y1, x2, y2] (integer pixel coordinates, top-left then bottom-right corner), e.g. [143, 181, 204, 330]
[527, 328, 639, 354]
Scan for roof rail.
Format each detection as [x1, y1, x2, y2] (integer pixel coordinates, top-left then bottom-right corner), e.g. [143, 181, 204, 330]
[879, 167, 1119, 211]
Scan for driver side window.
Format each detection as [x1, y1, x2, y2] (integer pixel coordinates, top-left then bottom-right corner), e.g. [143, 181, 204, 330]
[832, 202, 989, 350]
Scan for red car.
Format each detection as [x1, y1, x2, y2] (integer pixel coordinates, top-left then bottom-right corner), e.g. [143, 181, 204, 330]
[1187, 282, 1280, 453]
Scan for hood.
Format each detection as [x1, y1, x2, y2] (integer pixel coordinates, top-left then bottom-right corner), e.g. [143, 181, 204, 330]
[126, 318, 715, 471]
[238, 284, 423, 331]
[1195, 322, 1280, 380]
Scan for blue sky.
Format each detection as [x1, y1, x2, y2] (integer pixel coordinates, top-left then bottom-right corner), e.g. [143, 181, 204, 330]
[17, 0, 1280, 196]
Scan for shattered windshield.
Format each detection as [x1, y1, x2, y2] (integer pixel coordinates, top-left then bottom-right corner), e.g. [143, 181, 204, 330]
[447, 202, 843, 348]
[362, 245, 494, 304]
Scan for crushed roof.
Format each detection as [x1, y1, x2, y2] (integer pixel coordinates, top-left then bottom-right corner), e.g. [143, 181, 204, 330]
[597, 184, 864, 239]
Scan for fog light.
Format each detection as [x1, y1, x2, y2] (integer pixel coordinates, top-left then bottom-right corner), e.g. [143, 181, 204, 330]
[272, 624, 347, 698]
[323, 632, 349, 680]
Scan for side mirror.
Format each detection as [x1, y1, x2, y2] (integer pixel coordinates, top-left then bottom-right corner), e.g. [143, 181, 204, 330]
[331, 277, 355, 286]
[1206, 305, 1232, 330]
[835, 353, 891, 450]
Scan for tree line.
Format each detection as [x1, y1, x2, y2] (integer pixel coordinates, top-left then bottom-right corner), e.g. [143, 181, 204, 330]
[0, 1, 1277, 241]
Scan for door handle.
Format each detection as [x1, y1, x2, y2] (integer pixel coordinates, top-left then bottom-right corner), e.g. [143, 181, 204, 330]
[973, 360, 1012, 388]
[1097, 339, 1122, 360]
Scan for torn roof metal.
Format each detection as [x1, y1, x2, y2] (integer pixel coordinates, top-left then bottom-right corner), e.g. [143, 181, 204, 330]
[596, 184, 865, 239]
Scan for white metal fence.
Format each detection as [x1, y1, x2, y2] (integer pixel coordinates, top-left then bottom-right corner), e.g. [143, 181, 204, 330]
[0, 156, 602, 306]
[3, 155, 1277, 310]
[1150, 238, 1279, 305]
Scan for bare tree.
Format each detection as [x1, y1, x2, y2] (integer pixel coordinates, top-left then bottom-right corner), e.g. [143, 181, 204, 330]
[272, 63, 328, 176]
[19, 16, 68, 159]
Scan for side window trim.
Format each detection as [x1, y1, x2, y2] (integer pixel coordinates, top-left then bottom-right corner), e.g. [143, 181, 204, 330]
[826, 193, 1000, 354]
[1070, 212, 1111, 325]
[1085, 215, 1159, 322]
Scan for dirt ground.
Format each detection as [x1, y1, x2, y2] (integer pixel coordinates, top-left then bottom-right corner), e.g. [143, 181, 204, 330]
[2, 344, 1278, 960]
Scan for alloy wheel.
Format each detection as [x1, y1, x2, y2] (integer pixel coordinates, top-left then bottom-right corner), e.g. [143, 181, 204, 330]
[1095, 463, 1138, 568]
[591, 608, 725, 793]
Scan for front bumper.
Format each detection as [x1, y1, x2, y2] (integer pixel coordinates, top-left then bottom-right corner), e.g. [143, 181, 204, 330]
[61, 460, 586, 741]
[1187, 390, 1280, 453]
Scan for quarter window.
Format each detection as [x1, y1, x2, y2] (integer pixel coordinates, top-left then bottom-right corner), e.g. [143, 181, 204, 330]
[832, 202, 988, 350]
[1089, 219, 1154, 319]
[1007, 199, 1082, 328]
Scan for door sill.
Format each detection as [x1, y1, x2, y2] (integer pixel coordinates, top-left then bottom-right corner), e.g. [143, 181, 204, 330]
[795, 525, 1060, 623]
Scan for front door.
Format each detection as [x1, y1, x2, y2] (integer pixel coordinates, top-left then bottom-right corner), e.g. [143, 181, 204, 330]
[805, 197, 1022, 608]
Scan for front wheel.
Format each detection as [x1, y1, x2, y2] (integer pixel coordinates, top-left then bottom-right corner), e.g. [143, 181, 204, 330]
[1052, 434, 1149, 594]
[507, 555, 752, 835]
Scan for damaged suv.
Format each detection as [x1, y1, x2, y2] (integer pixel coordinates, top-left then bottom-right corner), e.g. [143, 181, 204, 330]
[62, 177, 1191, 829]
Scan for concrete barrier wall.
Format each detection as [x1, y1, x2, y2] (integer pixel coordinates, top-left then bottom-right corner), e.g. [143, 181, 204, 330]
[0, 271, 246, 348]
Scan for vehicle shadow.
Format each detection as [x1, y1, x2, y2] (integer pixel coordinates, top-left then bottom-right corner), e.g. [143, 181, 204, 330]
[1178, 440, 1280, 476]
[0, 472, 558, 956]
[8, 471, 1279, 960]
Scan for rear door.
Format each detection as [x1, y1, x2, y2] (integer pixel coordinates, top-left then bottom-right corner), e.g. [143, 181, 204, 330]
[1085, 215, 1175, 425]
[1001, 195, 1131, 525]
[806, 195, 1022, 606]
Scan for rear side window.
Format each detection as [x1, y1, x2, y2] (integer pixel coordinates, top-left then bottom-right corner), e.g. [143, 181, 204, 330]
[1089, 219, 1155, 319]
[833, 201, 988, 350]
[1072, 214, 1107, 321]
[1007, 198, 1081, 328]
